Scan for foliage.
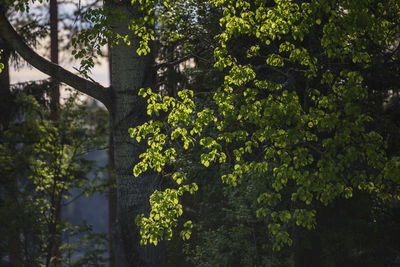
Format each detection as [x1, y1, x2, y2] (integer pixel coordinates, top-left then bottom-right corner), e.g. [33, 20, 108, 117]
[0, 87, 109, 265]
[70, 2, 156, 76]
[3, 0, 400, 265]
[130, 0, 400, 261]
[70, 0, 217, 79]
[0, 49, 3, 72]
[62, 222, 108, 267]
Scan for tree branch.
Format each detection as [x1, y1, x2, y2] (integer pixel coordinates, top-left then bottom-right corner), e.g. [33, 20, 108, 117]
[0, 12, 112, 110]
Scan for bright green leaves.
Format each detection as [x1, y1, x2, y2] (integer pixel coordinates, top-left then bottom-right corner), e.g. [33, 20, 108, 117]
[136, 184, 198, 245]
[225, 64, 256, 86]
[205, 0, 398, 252]
[168, 90, 195, 127]
[0, 49, 3, 73]
[136, 188, 181, 245]
[130, 89, 199, 178]
[200, 137, 224, 167]
[191, 108, 217, 136]
[247, 45, 260, 58]
[209, 0, 226, 7]
[223, 12, 253, 38]
[180, 220, 193, 240]
[266, 54, 284, 67]
[130, 0, 400, 256]
[172, 172, 186, 185]
[255, 0, 303, 42]
[127, 7, 156, 56]
[131, 88, 219, 244]
[130, 120, 174, 176]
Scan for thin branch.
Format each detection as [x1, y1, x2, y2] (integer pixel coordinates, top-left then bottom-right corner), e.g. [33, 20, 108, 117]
[62, 191, 85, 206]
[0, 12, 113, 110]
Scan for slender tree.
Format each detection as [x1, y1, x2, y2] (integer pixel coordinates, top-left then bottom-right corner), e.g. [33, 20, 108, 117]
[0, 30, 12, 130]
[47, 0, 62, 265]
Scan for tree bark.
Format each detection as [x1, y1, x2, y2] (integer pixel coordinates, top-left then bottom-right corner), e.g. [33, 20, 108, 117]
[47, 0, 62, 265]
[108, 44, 117, 267]
[107, 2, 165, 266]
[108, 131, 117, 267]
[49, 0, 59, 119]
[0, 37, 12, 131]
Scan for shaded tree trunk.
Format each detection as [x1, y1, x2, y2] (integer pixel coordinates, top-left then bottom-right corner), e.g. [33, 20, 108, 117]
[108, 131, 117, 267]
[0, 37, 12, 131]
[108, 45, 117, 267]
[46, 0, 62, 265]
[49, 0, 59, 120]
[107, 2, 165, 266]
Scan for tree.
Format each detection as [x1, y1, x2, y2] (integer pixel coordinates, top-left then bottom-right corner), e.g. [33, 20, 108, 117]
[0, 32, 22, 267]
[0, 87, 110, 265]
[130, 0, 400, 264]
[0, 0, 164, 265]
[48, 0, 61, 264]
[1, 3, 111, 265]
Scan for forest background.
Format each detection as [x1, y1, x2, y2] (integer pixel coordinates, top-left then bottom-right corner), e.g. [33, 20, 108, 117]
[1, 0, 400, 266]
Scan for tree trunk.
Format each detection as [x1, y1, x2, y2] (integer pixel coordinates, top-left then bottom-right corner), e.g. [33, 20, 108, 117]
[108, 44, 117, 267]
[108, 131, 117, 267]
[107, 2, 165, 266]
[49, 0, 59, 120]
[0, 38, 12, 131]
[47, 0, 62, 265]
